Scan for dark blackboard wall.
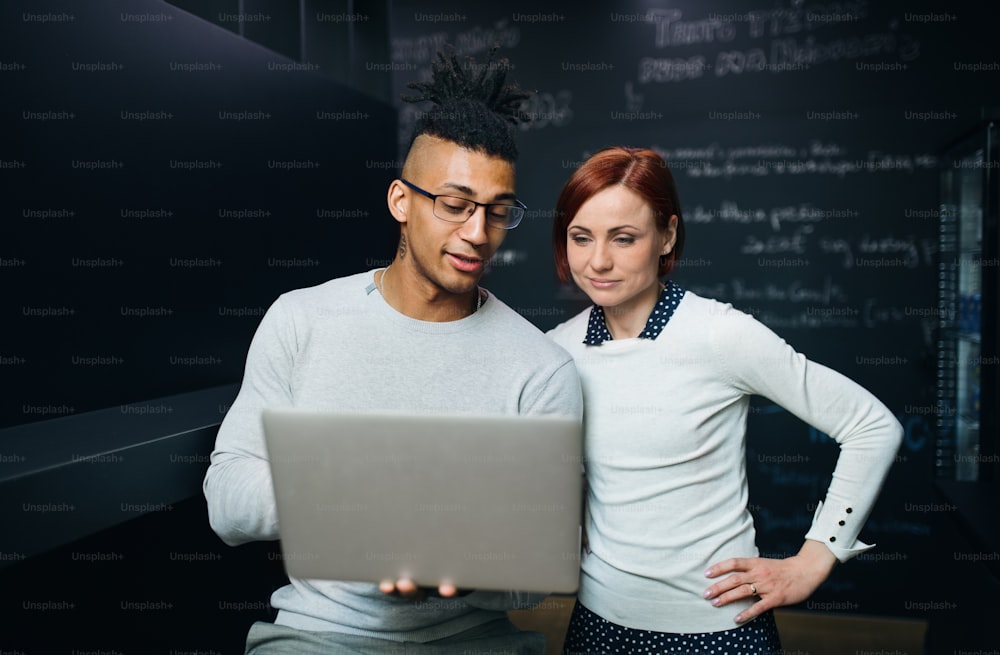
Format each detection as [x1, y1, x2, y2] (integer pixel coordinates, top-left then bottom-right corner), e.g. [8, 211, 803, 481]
[387, 0, 997, 641]
[1, 0, 398, 430]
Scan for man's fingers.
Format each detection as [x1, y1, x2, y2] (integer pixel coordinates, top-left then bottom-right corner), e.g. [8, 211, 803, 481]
[380, 578, 419, 596]
[379, 578, 455, 601]
[395, 578, 418, 595]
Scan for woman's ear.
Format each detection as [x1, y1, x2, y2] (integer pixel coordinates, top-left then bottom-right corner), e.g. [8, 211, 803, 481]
[662, 214, 679, 254]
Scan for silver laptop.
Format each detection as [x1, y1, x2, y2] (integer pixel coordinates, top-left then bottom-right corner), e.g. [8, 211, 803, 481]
[261, 408, 583, 594]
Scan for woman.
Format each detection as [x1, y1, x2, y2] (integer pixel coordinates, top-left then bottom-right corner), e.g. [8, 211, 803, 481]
[547, 146, 903, 654]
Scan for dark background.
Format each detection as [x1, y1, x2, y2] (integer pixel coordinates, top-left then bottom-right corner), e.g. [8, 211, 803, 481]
[1, 0, 997, 652]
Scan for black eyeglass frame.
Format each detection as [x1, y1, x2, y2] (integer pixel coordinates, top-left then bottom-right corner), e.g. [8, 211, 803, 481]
[399, 178, 527, 230]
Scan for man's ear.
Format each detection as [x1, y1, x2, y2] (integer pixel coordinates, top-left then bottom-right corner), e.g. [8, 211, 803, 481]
[387, 179, 408, 225]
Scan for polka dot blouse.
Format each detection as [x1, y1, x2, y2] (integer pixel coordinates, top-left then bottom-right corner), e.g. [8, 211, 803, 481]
[583, 280, 686, 345]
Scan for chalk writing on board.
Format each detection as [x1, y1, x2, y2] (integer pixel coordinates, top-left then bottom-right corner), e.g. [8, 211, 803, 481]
[683, 277, 888, 329]
[741, 225, 812, 255]
[739, 297, 923, 329]
[687, 200, 859, 231]
[898, 413, 931, 452]
[568, 142, 936, 175]
[679, 154, 936, 178]
[670, 228, 936, 271]
[635, 3, 920, 82]
[648, 2, 871, 46]
[689, 276, 850, 306]
[749, 311, 860, 329]
[517, 90, 573, 131]
[684, 277, 866, 330]
[629, 143, 940, 179]
[819, 234, 932, 269]
[624, 82, 643, 111]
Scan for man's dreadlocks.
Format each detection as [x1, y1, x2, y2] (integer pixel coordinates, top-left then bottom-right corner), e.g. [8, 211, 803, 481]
[401, 46, 531, 162]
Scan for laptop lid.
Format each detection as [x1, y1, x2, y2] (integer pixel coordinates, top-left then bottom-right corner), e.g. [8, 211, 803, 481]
[261, 409, 583, 594]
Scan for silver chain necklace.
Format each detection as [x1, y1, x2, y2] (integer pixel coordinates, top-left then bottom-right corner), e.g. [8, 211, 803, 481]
[378, 265, 482, 313]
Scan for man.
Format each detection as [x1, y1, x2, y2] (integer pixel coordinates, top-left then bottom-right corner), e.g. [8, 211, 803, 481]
[203, 47, 583, 654]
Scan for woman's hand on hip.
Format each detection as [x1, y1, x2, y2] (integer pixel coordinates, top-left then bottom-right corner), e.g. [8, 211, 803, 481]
[701, 540, 838, 623]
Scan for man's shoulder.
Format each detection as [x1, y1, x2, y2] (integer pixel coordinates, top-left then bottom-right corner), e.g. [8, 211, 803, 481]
[483, 293, 576, 363]
[277, 270, 374, 308]
[484, 292, 557, 334]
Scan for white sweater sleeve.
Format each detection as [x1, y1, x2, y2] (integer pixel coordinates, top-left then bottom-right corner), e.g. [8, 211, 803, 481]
[203, 297, 296, 546]
[711, 305, 903, 562]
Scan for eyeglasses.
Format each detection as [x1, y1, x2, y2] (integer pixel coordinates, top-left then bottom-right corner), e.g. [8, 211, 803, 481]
[399, 178, 527, 230]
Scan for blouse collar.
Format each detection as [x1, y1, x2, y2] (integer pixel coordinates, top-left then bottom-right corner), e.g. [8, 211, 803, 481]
[583, 280, 686, 345]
